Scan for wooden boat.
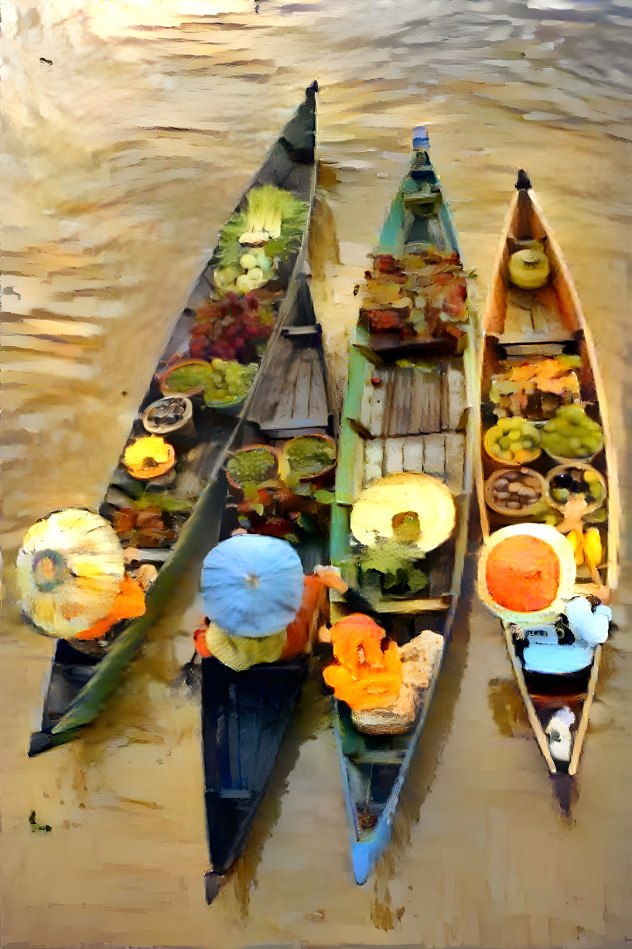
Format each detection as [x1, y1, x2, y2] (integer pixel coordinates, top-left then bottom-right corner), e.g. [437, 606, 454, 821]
[327, 127, 477, 884]
[476, 170, 619, 780]
[199, 276, 336, 903]
[28, 83, 319, 756]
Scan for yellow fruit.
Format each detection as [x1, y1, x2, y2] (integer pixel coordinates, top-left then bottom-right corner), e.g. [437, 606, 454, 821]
[583, 527, 602, 569]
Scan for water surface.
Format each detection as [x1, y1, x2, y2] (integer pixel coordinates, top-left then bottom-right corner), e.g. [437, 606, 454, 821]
[2, 2, 631, 946]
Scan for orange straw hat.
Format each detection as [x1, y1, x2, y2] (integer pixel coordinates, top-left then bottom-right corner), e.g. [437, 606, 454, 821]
[477, 523, 577, 624]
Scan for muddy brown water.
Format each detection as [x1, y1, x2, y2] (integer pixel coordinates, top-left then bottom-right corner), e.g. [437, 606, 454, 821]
[2, 2, 632, 946]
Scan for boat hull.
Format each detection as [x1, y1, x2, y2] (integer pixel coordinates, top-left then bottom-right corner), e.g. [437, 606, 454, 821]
[328, 132, 476, 883]
[476, 177, 618, 780]
[28, 84, 318, 755]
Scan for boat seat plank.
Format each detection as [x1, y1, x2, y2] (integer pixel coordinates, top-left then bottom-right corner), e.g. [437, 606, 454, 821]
[381, 595, 452, 614]
[348, 750, 407, 765]
[441, 359, 466, 431]
[368, 368, 390, 436]
[501, 287, 569, 345]
[383, 437, 406, 475]
[444, 432, 465, 494]
[363, 438, 385, 487]
[421, 432, 446, 478]
[402, 436, 425, 473]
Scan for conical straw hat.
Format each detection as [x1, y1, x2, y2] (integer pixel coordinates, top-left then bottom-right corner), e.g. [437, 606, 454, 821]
[16, 509, 125, 638]
[350, 472, 455, 553]
[477, 523, 576, 624]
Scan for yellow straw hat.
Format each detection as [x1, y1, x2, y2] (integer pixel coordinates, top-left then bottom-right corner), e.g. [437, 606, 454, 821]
[16, 508, 125, 638]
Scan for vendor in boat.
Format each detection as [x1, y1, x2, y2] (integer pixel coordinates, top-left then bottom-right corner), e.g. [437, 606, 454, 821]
[510, 585, 612, 677]
[479, 524, 612, 679]
[193, 548, 347, 672]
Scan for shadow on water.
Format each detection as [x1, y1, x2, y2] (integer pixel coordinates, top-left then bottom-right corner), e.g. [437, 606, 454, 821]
[368, 542, 478, 930]
[207, 666, 332, 918]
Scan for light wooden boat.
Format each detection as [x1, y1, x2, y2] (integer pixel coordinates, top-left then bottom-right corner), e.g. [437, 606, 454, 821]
[328, 127, 477, 884]
[28, 83, 319, 755]
[476, 170, 619, 779]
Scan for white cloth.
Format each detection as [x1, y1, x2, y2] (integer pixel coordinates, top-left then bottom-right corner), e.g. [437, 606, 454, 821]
[565, 597, 611, 646]
[521, 597, 611, 675]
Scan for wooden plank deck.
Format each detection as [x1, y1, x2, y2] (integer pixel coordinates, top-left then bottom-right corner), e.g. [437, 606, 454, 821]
[355, 360, 466, 439]
[500, 286, 570, 345]
[248, 333, 329, 434]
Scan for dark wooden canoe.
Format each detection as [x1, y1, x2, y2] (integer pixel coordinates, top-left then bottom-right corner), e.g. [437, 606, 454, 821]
[28, 83, 319, 756]
[328, 127, 477, 884]
[199, 276, 335, 902]
[476, 171, 619, 780]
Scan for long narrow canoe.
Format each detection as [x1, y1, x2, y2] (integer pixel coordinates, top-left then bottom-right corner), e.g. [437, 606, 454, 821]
[476, 171, 619, 780]
[199, 276, 335, 903]
[28, 83, 318, 756]
[328, 127, 477, 884]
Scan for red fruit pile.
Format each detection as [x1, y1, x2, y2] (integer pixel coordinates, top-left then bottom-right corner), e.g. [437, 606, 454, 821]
[190, 292, 274, 362]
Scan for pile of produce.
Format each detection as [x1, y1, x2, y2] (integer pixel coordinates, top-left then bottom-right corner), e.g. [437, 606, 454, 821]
[227, 446, 278, 488]
[359, 249, 470, 342]
[202, 359, 258, 407]
[283, 435, 336, 478]
[190, 292, 274, 362]
[489, 356, 582, 419]
[541, 404, 603, 459]
[122, 436, 176, 480]
[485, 467, 545, 515]
[351, 629, 444, 735]
[566, 525, 602, 570]
[213, 185, 309, 294]
[548, 464, 606, 509]
[484, 416, 541, 464]
[111, 506, 177, 548]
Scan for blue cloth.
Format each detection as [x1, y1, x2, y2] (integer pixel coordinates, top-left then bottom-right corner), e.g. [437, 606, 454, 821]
[521, 597, 611, 675]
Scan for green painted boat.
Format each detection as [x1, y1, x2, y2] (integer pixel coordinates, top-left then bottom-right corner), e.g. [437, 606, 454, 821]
[327, 126, 477, 884]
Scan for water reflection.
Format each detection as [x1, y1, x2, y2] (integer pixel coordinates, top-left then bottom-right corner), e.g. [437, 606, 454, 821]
[2, 0, 632, 946]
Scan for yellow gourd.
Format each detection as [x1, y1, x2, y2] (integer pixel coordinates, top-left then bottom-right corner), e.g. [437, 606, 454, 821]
[583, 527, 602, 571]
[508, 245, 550, 290]
[567, 528, 584, 566]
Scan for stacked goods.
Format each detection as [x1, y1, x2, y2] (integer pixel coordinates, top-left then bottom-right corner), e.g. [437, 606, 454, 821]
[541, 405, 604, 460]
[190, 293, 274, 363]
[547, 463, 607, 511]
[485, 467, 546, 516]
[484, 417, 541, 464]
[489, 356, 582, 420]
[359, 250, 470, 342]
[213, 184, 310, 294]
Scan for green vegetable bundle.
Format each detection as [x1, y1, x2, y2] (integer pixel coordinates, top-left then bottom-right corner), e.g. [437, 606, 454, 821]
[218, 185, 309, 272]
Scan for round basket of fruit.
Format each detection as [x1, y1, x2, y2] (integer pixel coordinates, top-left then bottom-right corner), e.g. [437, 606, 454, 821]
[226, 445, 280, 492]
[540, 404, 604, 463]
[158, 359, 214, 398]
[281, 434, 337, 483]
[484, 467, 548, 518]
[483, 417, 542, 467]
[545, 461, 607, 515]
[203, 359, 258, 414]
